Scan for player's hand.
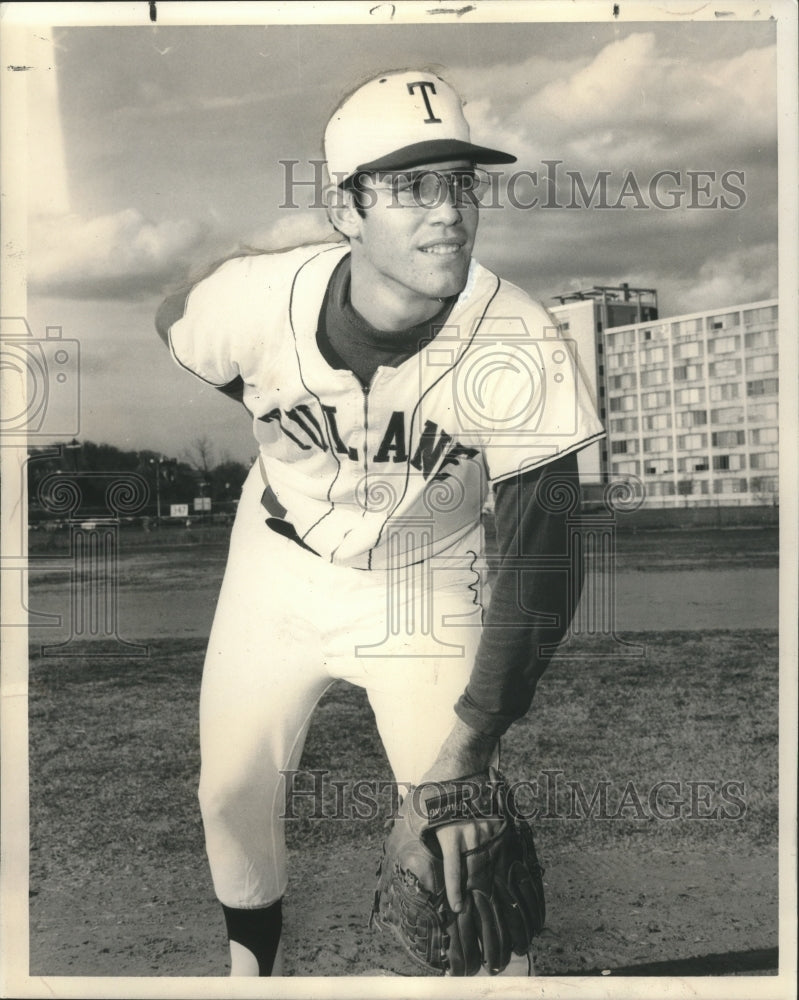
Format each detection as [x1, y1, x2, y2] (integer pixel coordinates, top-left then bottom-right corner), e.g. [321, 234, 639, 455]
[419, 718, 499, 914]
[434, 815, 498, 914]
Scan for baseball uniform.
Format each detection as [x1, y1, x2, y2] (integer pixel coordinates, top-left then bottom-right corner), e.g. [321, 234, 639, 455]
[163, 240, 604, 908]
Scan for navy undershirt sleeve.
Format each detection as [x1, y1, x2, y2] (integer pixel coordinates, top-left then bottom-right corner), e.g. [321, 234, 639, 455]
[455, 451, 583, 738]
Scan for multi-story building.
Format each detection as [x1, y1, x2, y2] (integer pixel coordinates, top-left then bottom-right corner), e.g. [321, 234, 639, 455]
[550, 285, 659, 483]
[551, 292, 779, 507]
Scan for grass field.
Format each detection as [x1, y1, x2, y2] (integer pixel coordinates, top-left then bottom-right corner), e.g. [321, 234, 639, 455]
[28, 520, 780, 571]
[27, 629, 778, 976]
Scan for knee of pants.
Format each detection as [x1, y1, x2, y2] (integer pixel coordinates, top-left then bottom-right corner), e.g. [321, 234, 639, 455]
[198, 765, 284, 837]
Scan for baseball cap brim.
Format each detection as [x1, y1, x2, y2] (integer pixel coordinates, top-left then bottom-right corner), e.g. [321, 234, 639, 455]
[353, 138, 516, 176]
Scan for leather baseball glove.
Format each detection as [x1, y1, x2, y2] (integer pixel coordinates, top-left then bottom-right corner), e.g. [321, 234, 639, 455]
[370, 768, 545, 976]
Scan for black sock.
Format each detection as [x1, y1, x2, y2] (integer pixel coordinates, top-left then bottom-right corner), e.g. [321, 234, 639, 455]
[221, 899, 283, 976]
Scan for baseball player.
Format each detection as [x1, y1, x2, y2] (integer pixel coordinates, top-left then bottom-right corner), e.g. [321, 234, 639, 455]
[156, 69, 604, 977]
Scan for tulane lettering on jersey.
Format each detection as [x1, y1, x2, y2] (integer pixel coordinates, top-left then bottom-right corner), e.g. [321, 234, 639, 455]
[260, 405, 478, 483]
[167, 243, 605, 569]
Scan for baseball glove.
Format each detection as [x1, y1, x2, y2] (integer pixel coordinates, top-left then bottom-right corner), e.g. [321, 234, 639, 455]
[370, 768, 545, 976]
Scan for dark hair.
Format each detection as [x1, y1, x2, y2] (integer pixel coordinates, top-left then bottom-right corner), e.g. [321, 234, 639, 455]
[326, 172, 372, 238]
[344, 172, 373, 218]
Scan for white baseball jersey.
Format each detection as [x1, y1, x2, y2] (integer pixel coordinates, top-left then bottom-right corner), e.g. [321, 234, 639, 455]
[168, 242, 604, 570]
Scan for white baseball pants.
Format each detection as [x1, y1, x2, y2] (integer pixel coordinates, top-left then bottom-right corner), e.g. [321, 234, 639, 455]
[198, 462, 487, 909]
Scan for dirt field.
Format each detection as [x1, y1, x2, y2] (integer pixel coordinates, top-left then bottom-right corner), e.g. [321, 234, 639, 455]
[24, 528, 780, 984]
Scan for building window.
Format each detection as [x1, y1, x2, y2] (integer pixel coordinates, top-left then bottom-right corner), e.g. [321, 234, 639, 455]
[609, 396, 637, 413]
[641, 347, 667, 365]
[745, 353, 778, 374]
[645, 459, 674, 474]
[677, 433, 708, 449]
[609, 373, 637, 390]
[711, 406, 745, 424]
[708, 312, 740, 331]
[747, 402, 778, 422]
[745, 328, 778, 349]
[678, 456, 709, 472]
[647, 481, 676, 497]
[713, 454, 745, 471]
[709, 382, 740, 402]
[713, 478, 748, 494]
[613, 460, 639, 475]
[672, 318, 703, 337]
[743, 305, 777, 326]
[747, 378, 779, 397]
[643, 413, 671, 431]
[643, 436, 672, 454]
[749, 452, 778, 470]
[610, 416, 639, 433]
[750, 426, 778, 445]
[608, 350, 637, 370]
[750, 475, 778, 495]
[711, 430, 745, 447]
[708, 335, 741, 354]
[641, 391, 671, 409]
[674, 341, 703, 360]
[677, 410, 708, 428]
[709, 358, 742, 378]
[675, 363, 705, 381]
[675, 387, 705, 405]
[641, 369, 668, 387]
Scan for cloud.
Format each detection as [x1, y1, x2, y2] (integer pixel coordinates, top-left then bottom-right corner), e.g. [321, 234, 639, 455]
[455, 31, 778, 321]
[534, 33, 659, 127]
[246, 209, 337, 251]
[458, 34, 777, 170]
[668, 241, 777, 314]
[120, 86, 274, 119]
[472, 186, 777, 319]
[29, 209, 210, 299]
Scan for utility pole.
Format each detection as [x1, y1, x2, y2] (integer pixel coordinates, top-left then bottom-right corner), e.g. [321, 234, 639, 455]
[149, 455, 164, 523]
[64, 437, 81, 472]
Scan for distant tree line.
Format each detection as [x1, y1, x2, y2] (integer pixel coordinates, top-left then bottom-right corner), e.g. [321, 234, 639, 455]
[28, 438, 251, 522]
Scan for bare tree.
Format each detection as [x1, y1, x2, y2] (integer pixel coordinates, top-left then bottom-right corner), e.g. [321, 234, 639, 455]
[184, 435, 215, 477]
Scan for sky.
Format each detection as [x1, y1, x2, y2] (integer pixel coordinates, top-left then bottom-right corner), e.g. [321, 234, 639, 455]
[13, 8, 782, 464]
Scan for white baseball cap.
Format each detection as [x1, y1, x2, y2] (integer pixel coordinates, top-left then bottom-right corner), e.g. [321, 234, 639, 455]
[324, 70, 516, 186]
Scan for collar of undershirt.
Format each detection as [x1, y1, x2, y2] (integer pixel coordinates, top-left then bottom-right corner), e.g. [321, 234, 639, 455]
[329, 254, 458, 353]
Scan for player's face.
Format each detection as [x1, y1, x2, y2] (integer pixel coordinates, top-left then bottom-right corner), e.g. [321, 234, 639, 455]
[348, 159, 479, 328]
